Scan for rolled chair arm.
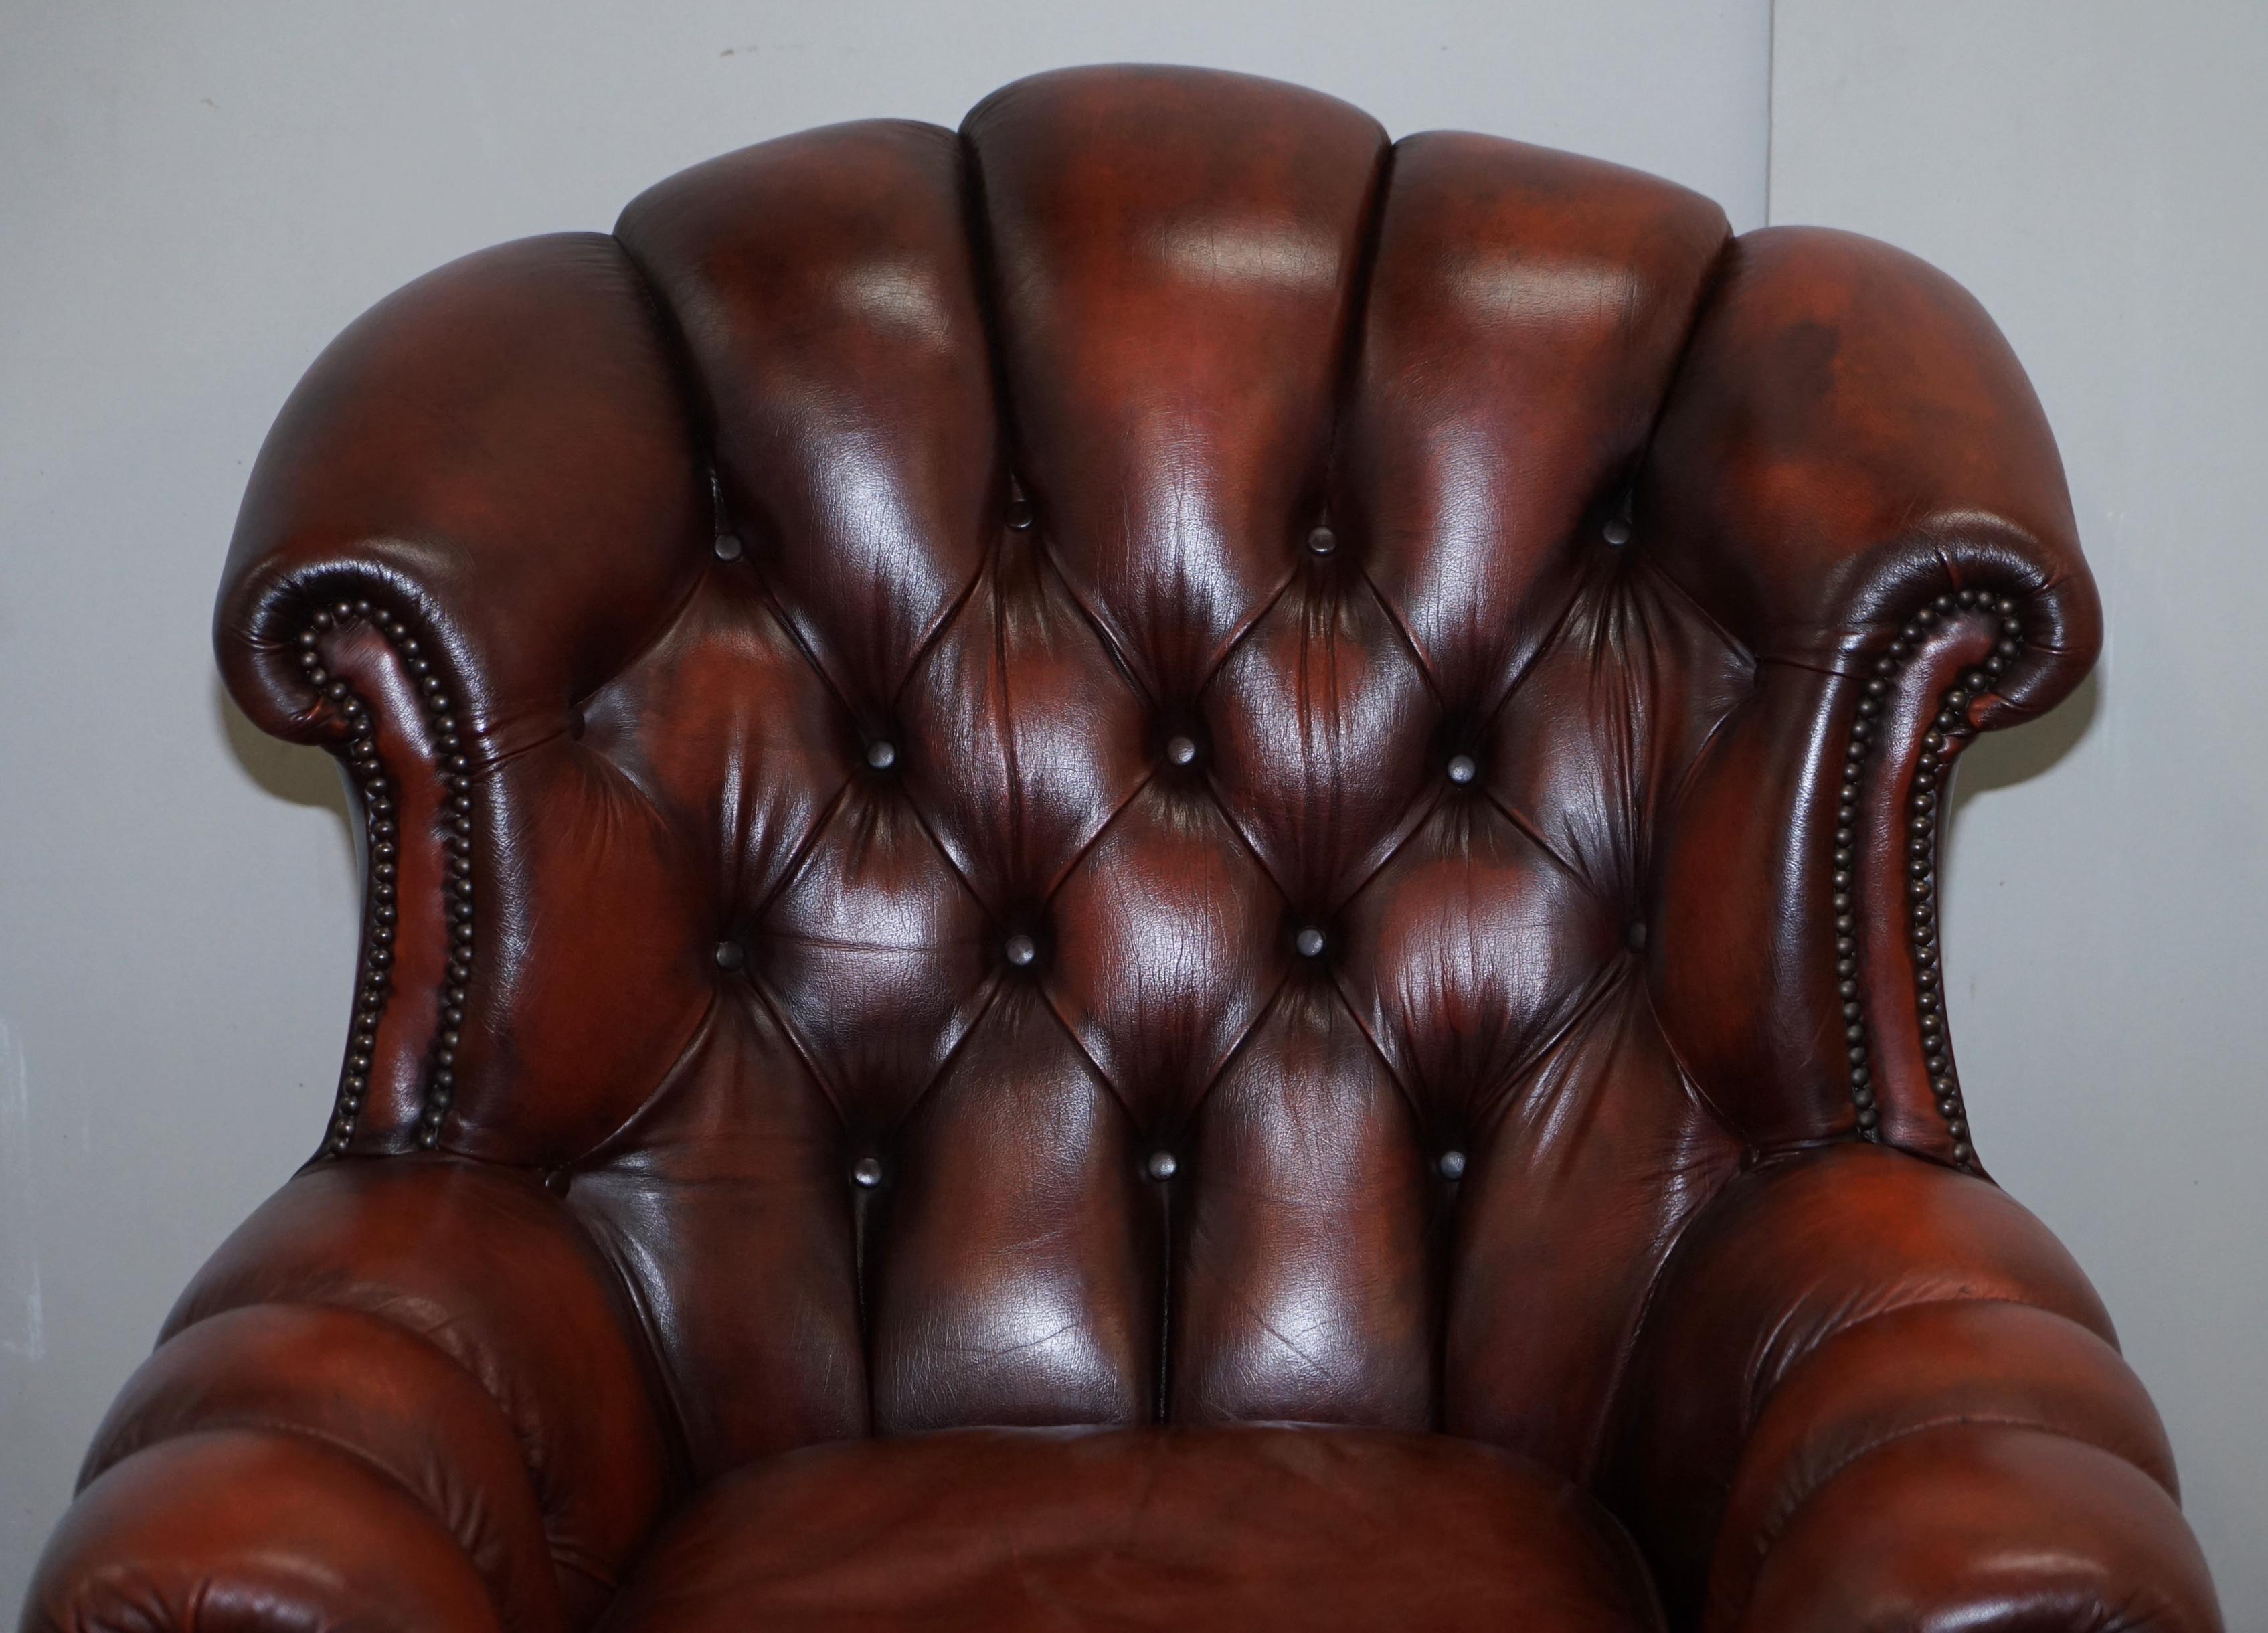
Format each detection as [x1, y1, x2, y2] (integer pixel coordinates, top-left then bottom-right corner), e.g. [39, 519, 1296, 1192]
[213, 232, 711, 1160]
[1640, 226, 2103, 1163]
[216, 231, 707, 747]
[19, 1158, 674, 1633]
[1609, 1143, 2220, 1631]
[23, 1431, 503, 1633]
[1644, 226, 2098, 722]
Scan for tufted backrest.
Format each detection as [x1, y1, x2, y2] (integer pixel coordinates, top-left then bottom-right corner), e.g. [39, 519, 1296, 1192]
[217, 66, 2095, 1492]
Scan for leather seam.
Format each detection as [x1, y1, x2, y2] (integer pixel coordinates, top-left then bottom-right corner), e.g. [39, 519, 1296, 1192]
[1353, 557, 1447, 707]
[1591, 988, 1748, 1478]
[1179, 966, 1298, 1132]
[885, 528, 997, 723]
[1192, 556, 1304, 709]
[597, 228, 769, 719]
[532, 566, 714, 787]
[567, 986, 725, 1168]
[1478, 784, 1600, 906]
[1634, 533, 1755, 675]
[567, 1201, 705, 1488]
[1630, 224, 1741, 528]
[737, 959, 853, 1131]
[883, 972, 1008, 1140]
[1476, 553, 1598, 748]
[1034, 988, 1142, 1136]
[1469, 940, 1638, 1142]
[1029, 531, 1158, 713]
[744, 559, 875, 754]
[1710, 1411, 2168, 1632]
[743, 762, 859, 935]
[143, 1298, 593, 1606]
[118, 1414, 541, 1630]
[1751, 1290, 2103, 1412]
[1314, 965, 1432, 1161]
[1040, 762, 1156, 909]
[1319, 131, 1397, 524]
[1633, 934, 1746, 1150]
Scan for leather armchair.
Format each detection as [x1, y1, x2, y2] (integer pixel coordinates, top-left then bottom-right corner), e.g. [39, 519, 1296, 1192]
[22, 65, 2220, 1632]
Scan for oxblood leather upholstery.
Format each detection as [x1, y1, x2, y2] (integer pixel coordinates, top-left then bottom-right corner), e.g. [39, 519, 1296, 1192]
[21, 64, 2221, 1633]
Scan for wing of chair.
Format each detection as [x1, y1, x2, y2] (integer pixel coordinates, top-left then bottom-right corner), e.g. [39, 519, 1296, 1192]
[21, 65, 2220, 1633]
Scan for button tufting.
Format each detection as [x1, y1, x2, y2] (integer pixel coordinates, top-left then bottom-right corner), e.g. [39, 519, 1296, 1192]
[1005, 499, 1034, 531]
[1437, 1150, 1468, 1180]
[1305, 524, 1337, 557]
[851, 1156, 884, 1189]
[714, 939, 746, 972]
[1294, 926, 1327, 959]
[1446, 754, 1478, 786]
[1145, 1150, 1179, 1182]
[1623, 920, 1647, 953]
[1603, 519, 1632, 547]
[1003, 932, 1038, 968]
[1165, 734, 1199, 768]
[713, 532, 744, 562]
[866, 740, 898, 771]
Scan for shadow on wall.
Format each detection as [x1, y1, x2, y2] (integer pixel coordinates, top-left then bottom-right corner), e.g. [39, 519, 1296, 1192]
[212, 675, 357, 877]
[1950, 666, 2103, 819]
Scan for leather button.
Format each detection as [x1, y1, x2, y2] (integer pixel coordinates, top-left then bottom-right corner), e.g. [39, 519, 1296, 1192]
[1003, 932, 1038, 968]
[1446, 754, 1478, 786]
[1145, 1150, 1178, 1182]
[713, 939, 746, 972]
[866, 740, 898, 771]
[1437, 1150, 1467, 1180]
[1165, 734, 1199, 768]
[1602, 519, 1631, 546]
[713, 532, 744, 561]
[1294, 926, 1327, 959]
[1623, 920, 1648, 952]
[1006, 499, 1034, 531]
[851, 1156, 884, 1189]
[1305, 524, 1336, 556]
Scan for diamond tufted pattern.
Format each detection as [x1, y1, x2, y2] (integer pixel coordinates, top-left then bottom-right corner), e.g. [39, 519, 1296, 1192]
[23, 64, 2222, 1633]
[436, 71, 1763, 1472]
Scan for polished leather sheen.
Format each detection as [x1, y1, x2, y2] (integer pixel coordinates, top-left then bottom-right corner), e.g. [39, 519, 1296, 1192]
[21, 65, 2220, 1633]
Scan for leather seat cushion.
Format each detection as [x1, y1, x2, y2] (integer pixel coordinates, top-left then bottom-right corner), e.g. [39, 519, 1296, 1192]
[600, 1424, 1663, 1631]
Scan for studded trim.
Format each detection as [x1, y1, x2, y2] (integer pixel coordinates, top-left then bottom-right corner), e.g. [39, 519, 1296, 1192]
[295, 598, 474, 1156]
[1836, 586, 2027, 1171]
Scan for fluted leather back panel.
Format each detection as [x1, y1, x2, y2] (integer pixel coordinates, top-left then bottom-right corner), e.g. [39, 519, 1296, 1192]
[373, 67, 1780, 1482]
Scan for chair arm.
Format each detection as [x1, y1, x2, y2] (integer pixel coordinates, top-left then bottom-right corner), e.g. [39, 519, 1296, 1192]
[213, 232, 711, 1161]
[216, 231, 707, 748]
[21, 1158, 673, 1633]
[1644, 226, 2099, 722]
[1609, 1143, 2219, 1631]
[1640, 226, 2103, 1161]
[21, 1432, 503, 1633]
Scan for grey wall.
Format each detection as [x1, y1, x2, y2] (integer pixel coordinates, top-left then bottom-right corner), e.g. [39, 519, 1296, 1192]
[4, 0, 2257, 1622]
[1771, 1, 2268, 1622]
